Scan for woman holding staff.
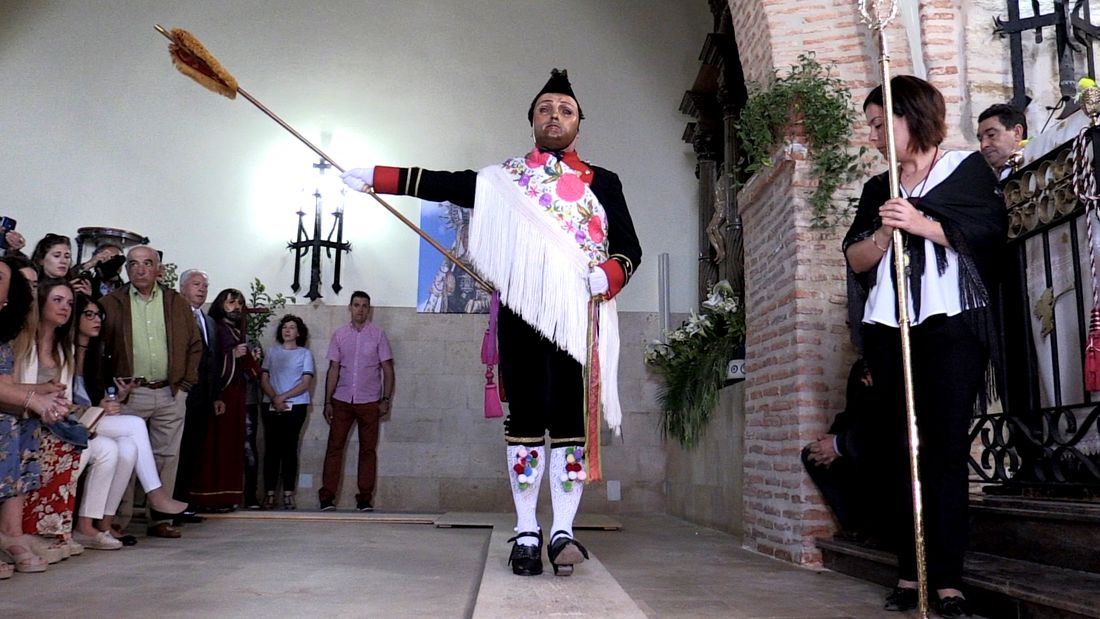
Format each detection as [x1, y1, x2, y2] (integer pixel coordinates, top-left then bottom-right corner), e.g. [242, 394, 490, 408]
[843, 75, 1005, 618]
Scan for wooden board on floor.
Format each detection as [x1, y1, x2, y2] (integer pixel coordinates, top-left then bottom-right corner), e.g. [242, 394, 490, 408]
[201, 510, 439, 525]
[472, 524, 645, 619]
[436, 512, 622, 530]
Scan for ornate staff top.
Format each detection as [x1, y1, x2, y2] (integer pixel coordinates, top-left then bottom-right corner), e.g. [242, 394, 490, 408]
[858, 0, 899, 30]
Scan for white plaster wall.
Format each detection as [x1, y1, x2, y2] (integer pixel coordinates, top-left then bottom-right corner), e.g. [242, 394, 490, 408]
[0, 0, 709, 312]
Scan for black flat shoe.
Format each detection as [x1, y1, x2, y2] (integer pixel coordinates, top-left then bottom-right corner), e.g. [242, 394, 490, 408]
[884, 586, 919, 612]
[172, 511, 205, 526]
[118, 535, 138, 547]
[506, 530, 543, 576]
[149, 503, 190, 522]
[547, 530, 589, 577]
[937, 596, 971, 618]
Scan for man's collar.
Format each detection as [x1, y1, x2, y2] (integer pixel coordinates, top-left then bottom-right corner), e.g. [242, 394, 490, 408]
[129, 284, 160, 302]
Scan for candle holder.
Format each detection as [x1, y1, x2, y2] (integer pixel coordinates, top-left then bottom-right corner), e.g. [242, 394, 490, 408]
[287, 157, 351, 301]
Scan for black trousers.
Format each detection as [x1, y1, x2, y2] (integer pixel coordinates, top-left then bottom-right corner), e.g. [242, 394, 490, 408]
[862, 314, 987, 591]
[262, 404, 308, 494]
[497, 306, 584, 446]
[802, 446, 881, 538]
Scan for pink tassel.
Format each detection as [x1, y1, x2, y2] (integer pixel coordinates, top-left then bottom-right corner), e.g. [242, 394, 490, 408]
[1087, 308, 1100, 392]
[481, 291, 500, 365]
[483, 291, 504, 417]
[484, 367, 503, 418]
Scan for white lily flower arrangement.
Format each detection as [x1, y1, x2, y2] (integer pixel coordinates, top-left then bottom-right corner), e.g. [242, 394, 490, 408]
[644, 280, 745, 448]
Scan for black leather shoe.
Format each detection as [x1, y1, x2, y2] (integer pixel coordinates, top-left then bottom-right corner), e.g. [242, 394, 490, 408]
[547, 530, 589, 577]
[149, 504, 189, 523]
[937, 596, 971, 618]
[117, 534, 138, 547]
[506, 530, 543, 576]
[884, 587, 919, 612]
[173, 511, 205, 525]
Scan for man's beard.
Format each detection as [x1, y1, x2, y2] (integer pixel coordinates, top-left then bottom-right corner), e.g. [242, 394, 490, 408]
[225, 310, 242, 323]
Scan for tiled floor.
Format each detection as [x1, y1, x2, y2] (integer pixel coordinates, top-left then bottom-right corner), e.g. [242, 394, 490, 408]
[0, 512, 943, 618]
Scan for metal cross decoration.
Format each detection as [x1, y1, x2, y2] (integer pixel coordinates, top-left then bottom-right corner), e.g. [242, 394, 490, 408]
[287, 157, 352, 301]
[995, 0, 1100, 111]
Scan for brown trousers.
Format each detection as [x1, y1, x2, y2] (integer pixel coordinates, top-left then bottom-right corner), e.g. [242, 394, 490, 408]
[319, 399, 380, 504]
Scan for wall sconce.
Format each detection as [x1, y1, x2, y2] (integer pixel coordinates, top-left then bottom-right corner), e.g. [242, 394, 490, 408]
[288, 157, 351, 301]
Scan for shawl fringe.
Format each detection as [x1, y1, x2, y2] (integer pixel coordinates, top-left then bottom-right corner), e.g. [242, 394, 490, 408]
[472, 165, 623, 433]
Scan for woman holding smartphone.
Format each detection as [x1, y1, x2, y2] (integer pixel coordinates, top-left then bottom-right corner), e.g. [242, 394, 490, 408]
[71, 294, 187, 547]
[259, 314, 314, 510]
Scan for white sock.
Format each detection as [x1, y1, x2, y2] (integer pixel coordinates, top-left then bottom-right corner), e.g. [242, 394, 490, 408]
[507, 443, 544, 546]
[550, 445, 586, 542]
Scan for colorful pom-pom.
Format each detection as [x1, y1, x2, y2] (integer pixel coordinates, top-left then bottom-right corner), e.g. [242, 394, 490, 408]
[577, 471, 587, 481]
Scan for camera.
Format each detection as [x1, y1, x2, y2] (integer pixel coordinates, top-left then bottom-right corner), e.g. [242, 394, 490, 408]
[0, 217, 16, 250]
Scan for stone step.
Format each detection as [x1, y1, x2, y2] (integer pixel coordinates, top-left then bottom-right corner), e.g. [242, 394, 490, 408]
[970, 495, 1100, 573]
[818, 538, 1100, 618]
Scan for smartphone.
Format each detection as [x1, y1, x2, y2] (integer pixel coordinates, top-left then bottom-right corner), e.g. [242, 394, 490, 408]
[0, 216, 15, 250]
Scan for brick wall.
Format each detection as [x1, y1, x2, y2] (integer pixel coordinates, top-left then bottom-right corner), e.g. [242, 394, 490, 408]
[738, 142, 855, 564]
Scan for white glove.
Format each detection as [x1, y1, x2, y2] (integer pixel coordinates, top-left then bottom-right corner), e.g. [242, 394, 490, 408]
[341, 167, 375, 192]
[588, 267, 609, 297]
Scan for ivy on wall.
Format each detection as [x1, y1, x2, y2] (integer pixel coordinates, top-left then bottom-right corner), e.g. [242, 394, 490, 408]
[735, 53, 866, 227]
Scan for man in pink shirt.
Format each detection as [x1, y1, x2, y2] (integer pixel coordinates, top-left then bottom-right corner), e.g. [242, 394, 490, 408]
[319, 290, 395, 511]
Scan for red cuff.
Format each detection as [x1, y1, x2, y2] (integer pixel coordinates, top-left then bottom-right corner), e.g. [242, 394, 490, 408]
[373, 166, 401, 194]
[598, 260, 626, 300]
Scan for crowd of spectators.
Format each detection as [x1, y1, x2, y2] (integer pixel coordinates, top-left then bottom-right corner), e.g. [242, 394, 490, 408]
[0, 229, 316, 577]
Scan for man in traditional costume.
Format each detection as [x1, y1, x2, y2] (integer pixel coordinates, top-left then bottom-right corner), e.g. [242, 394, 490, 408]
[341, 69, 641, 577]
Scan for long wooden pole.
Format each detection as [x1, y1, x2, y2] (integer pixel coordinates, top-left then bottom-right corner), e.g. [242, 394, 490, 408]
[154, 24, 492, 293]
[858, 3, 929, 618]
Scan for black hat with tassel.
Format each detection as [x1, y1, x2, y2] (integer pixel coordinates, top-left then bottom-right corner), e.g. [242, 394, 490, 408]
[527, 68, 584, 123]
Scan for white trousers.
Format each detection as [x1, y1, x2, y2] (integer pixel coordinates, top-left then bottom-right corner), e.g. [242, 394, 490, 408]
[80, 414, 163, 519]
[75, 435, 120, 520]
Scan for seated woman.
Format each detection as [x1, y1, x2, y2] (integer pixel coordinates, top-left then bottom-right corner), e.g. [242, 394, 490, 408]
[0, 261, 68, 575]
[30, 234, 90, 298]
[71, 294, 187, 547]
[259, 314, 315, 510]
[13, 279, 89, 562]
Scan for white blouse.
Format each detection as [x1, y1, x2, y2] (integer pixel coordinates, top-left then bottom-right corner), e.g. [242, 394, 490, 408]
[864, 150, 976, 327]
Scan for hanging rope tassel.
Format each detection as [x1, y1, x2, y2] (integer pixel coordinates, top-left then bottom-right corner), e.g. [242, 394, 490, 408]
[482, 291, 504, 417]
[1087, 309, 1100, 392]
[1072, 117, 1100, 392]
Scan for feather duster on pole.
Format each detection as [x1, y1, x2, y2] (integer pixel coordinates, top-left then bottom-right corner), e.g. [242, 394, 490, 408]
[153, 24, 491, 292]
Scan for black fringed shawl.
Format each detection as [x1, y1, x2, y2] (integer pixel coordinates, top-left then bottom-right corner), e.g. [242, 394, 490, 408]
[841, 151, 1008, 411]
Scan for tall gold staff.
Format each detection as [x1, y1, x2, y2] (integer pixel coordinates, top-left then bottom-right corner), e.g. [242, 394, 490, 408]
[857, 2, 929, 617]
[152, 24, 492, 293]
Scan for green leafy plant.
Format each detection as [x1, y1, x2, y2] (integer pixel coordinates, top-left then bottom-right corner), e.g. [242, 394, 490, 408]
[161, 262, 179, 289]
[246, 278, 294, 346]
[645, 280, 745, 448]
[736, 52, 866, 227]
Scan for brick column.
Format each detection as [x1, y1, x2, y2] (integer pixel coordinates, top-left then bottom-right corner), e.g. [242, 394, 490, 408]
[738, 142, 856, 565]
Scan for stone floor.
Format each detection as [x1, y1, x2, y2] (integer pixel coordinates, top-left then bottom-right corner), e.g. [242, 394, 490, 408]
[0, 512, 971, 618]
